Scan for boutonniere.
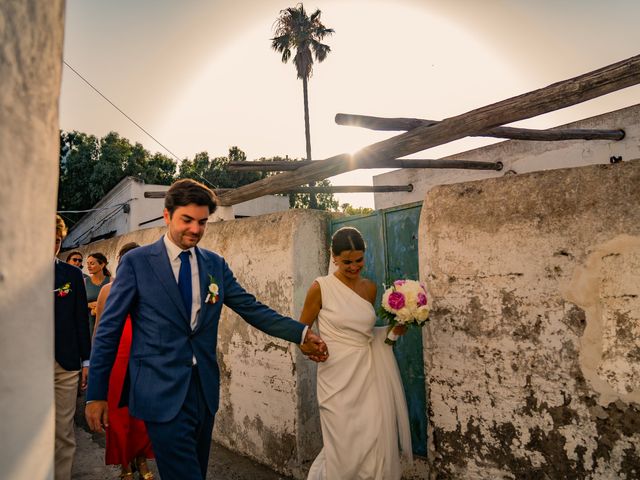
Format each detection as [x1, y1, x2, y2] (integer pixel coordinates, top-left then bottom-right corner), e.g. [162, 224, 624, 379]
[54, 282, 72, 297]
[205, 274, 219, 304]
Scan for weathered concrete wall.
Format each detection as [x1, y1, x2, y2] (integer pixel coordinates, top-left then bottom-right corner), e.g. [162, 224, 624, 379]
[71, 210, 330, 478]
[375, 103, 640, 209]
[421, 159, 640, 478]
[0, 2, 65, 480]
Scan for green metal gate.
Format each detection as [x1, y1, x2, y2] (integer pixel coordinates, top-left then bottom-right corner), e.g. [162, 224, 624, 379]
[330, 201, 427, 456]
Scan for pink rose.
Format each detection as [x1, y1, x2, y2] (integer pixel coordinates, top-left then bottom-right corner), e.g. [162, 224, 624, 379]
[417, 292, 427, 307]
[388, 291, 406, 310]
[394, 280, 406, 287]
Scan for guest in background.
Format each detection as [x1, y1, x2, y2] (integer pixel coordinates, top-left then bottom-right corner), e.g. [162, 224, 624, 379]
[66, 251, 87, 278]
[94, 242, 155, 480]
[54, 216, 91, 479]
[85, 252, 111, 337]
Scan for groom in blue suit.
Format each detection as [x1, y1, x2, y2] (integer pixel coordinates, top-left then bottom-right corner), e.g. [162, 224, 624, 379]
[86, 179, 328, 479]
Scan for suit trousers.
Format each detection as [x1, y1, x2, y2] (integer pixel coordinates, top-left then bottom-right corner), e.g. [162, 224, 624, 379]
[54, 361, 80, 480]
[145, 366, 215, 480]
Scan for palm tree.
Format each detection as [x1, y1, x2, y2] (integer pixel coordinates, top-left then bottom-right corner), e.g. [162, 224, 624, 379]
[272, 3, 334, 208]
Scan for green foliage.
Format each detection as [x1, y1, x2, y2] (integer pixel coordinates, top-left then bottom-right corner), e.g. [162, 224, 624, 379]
[177, 147, 267, 189]
[58, 130, 176, 225]
[340, 203, 374, 216]
[271, 4, 334, 80]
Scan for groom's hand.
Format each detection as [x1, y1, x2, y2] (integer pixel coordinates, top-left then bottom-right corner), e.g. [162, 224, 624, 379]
[85, 400, 109, 433]
[301, 330, 329, 362]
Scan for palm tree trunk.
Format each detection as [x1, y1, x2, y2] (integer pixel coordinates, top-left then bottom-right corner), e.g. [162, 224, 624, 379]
[302, 75, 317, 209]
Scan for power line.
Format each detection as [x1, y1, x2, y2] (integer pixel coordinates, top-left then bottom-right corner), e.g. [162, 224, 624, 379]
[63, 60, 182, 163]
[57, 202, 129, 214]
[63, 60, 219, 190]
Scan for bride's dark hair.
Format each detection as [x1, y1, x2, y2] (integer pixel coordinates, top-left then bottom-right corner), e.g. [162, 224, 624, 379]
[331, 227, 366, 256]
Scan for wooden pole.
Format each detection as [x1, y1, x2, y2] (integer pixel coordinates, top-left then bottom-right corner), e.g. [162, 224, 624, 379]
[286, 185, 413, 194]
[213, 54, 640, 206]
[227, 159, 503, 171]
[335, 113, 626, 141]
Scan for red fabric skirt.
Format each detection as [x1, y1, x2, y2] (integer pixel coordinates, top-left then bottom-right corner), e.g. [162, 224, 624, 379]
[105, 317, 154, 465]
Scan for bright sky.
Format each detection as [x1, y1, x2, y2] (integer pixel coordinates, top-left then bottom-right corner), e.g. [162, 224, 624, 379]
[60, 0, 640, 208]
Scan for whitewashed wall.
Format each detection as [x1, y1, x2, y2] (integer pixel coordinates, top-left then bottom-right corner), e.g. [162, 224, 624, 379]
[421, 160, 640, 478]
[0, 2, 65, 480]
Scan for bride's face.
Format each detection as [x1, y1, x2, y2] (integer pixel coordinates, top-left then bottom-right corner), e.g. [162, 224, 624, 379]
[334, 250, 365, 279]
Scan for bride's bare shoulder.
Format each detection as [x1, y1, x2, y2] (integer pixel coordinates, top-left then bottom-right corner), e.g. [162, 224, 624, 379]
[361, 278, 377, 302]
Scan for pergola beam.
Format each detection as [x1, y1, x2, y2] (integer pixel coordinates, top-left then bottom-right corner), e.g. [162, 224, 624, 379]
[227, 159, 503, 171]
[286, 185, 413, 194]
[214, 54, 640, 206]
[334, 113, 626, 141]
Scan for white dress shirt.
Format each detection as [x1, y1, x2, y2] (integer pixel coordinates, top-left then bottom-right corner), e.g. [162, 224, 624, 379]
[163, 235, 309, 348]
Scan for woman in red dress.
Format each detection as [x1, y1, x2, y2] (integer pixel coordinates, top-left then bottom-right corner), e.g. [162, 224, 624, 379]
[94, 242, 155, 479]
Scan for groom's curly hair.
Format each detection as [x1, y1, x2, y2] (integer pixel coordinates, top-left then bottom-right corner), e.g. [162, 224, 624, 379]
[165, 179, 218, 215]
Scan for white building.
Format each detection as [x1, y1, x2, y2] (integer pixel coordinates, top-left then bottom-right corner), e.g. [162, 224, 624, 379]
[62, 176, 290, 248]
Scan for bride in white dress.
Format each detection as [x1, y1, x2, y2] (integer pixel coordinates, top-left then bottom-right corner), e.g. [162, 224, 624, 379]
[301, 227, 412, 480]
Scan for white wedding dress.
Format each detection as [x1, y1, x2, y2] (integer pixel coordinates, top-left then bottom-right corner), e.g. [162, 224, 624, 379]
[307, 275, 412, 480]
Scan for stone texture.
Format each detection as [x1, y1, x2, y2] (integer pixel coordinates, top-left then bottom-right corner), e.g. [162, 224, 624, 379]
[421, 160, 640, 478]
[0, 2, 65, 479]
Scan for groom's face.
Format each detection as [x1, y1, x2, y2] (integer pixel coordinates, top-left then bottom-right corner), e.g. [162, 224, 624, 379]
[164, 203, 210, 250]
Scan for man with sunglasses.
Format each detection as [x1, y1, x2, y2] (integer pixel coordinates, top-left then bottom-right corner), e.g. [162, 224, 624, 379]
[65, 251, 88, 278]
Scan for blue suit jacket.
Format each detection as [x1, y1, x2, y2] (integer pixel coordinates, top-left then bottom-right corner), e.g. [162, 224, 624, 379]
[86, 237, 305, 422]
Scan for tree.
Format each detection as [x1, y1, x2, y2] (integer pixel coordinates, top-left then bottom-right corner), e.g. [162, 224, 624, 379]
[58, 130, 176, 226]
[340, 204, 373, 216]
[177, 147, 267, 189]
[271, 3, 334, 208]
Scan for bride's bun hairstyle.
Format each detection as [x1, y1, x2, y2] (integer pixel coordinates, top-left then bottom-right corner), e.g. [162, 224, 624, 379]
[331, 227, 366, 256]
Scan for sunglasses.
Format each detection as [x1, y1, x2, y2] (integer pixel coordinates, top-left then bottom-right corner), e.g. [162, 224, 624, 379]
[69, 258, 83, 263]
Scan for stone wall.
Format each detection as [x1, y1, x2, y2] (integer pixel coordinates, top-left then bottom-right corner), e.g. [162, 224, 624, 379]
[71, 210, 330, 478]
[0, 2, 65, 479]
[421, 159, 640, 478]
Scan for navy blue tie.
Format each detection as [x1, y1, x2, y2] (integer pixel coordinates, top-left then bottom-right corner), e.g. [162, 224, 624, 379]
[178, 250, 192, 321]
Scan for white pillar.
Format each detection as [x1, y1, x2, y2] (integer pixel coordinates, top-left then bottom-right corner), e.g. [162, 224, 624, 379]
[0, 2, 65, 479]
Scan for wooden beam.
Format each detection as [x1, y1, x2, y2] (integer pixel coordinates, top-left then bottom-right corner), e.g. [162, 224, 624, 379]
[335, 113, 626, 141]
[144, 189, 233, 199]
[227, 159, 503, 171]
[214, 54, 640, 206]
[286, 185, 413, 194]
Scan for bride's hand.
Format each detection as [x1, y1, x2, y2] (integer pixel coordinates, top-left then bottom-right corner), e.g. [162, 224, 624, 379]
[301, 330, 329, 362]
[392, 325, 408, 336]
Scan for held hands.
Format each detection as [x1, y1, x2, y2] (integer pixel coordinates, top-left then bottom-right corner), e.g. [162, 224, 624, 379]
[300, 330, 329, 362]
[85, 400, 109, 433]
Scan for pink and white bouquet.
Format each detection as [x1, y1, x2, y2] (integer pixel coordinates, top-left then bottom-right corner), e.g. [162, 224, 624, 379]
[379, 279, 430, 345]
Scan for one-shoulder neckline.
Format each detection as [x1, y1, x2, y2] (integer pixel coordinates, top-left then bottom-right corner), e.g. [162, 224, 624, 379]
[329, 274, 375, 309]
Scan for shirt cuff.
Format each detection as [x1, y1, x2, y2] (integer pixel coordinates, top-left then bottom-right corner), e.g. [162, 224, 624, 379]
[82, 360, 90, 368]
[300, 325, 309, 345]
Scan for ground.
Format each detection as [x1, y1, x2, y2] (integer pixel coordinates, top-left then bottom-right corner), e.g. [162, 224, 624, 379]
[72, 396, 293, 480]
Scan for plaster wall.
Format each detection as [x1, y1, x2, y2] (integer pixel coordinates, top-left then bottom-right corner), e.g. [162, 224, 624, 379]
[374, 104, 640, 209]
[0, 2, 65, 479]
[421, 160, 640, 478]
[68, 210, 330, 478]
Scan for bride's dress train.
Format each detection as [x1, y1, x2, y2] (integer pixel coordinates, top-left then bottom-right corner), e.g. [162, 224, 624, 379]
[307, 275, 412, 480]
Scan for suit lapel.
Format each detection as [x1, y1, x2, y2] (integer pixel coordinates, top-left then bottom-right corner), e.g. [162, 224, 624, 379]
[194, 248, 212, 333]
[146, 238, 189, 322]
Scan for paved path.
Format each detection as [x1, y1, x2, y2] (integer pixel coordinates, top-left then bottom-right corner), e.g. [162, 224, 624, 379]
[72, 396, 294, 480]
